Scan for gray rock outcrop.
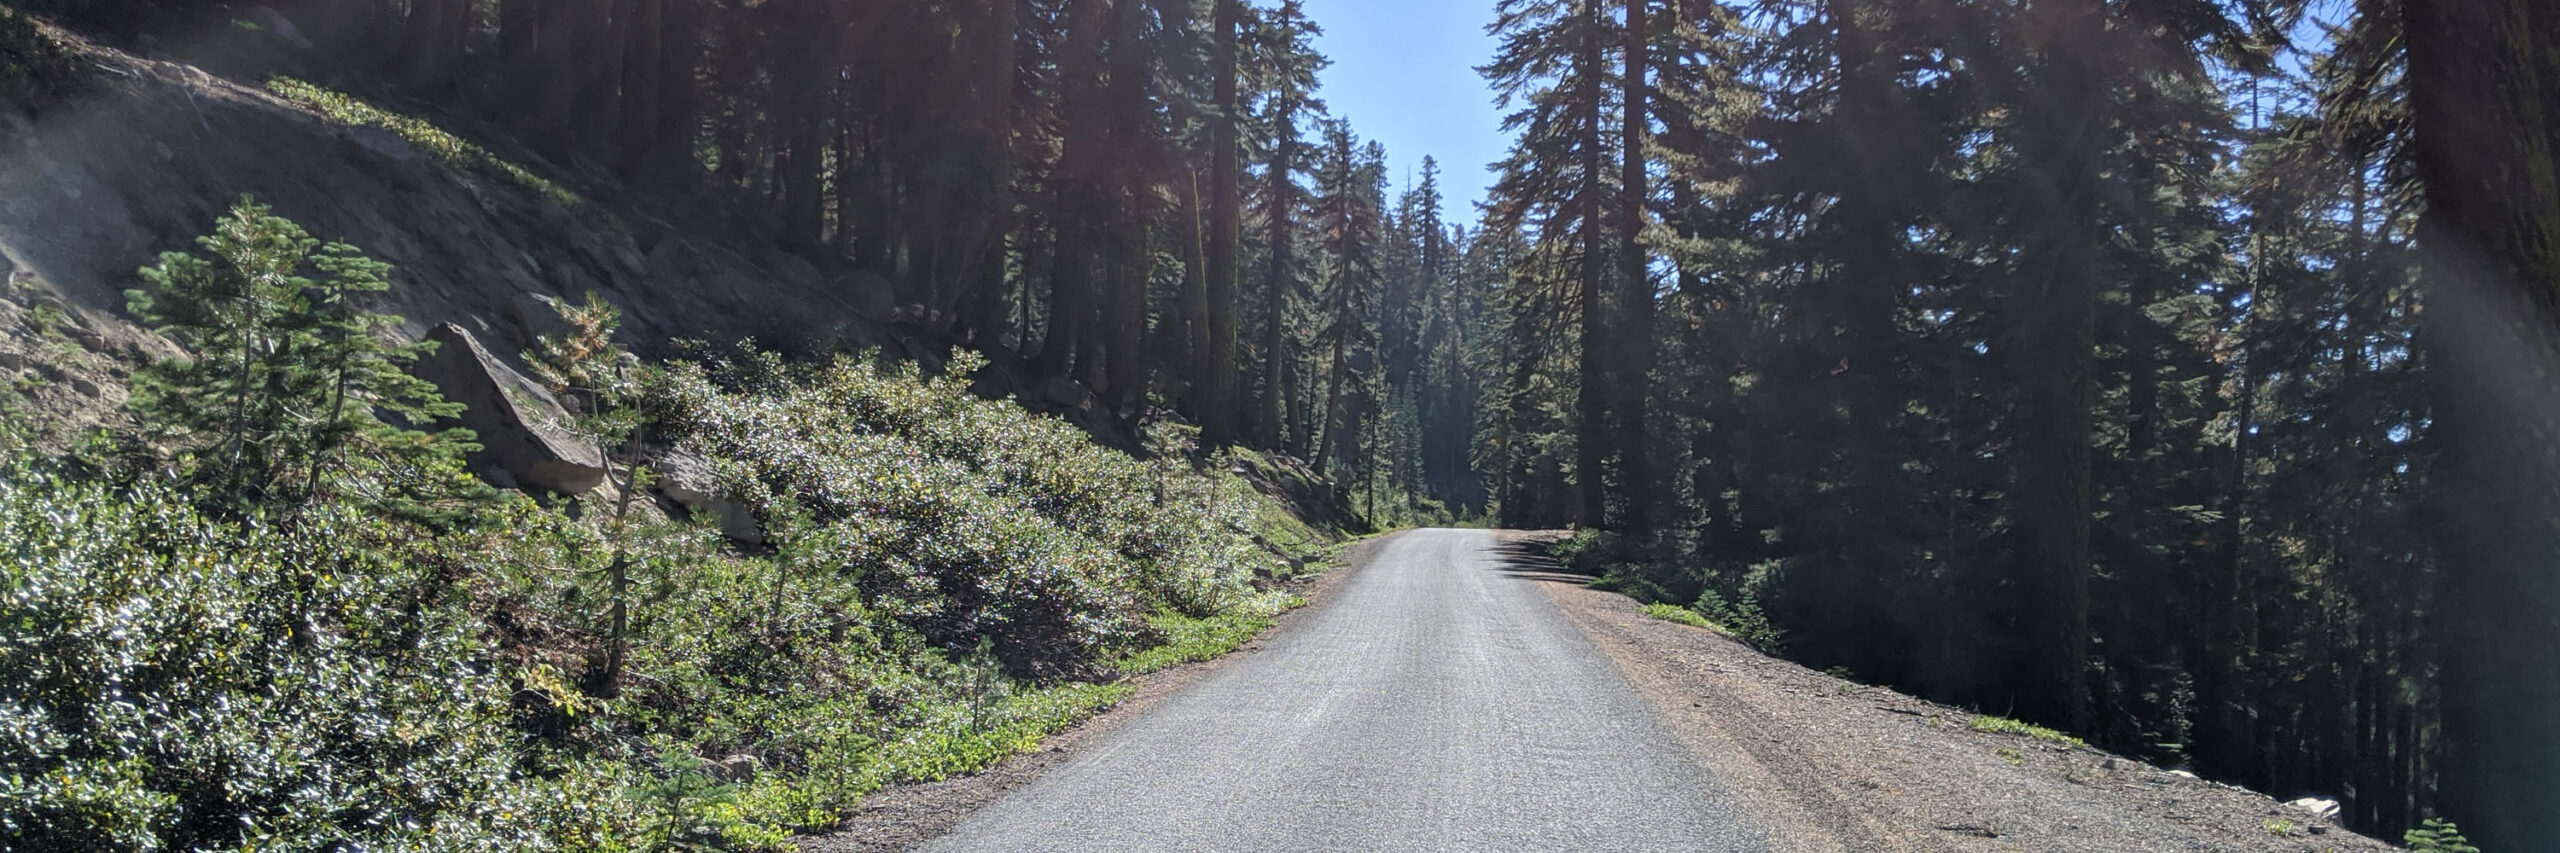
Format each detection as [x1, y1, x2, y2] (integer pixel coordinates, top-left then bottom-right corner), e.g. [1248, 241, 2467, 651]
[654, 451, 764, 545]
[415, 323, 608, 494]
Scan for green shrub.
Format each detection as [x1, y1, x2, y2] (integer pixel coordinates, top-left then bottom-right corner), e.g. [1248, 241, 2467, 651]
[1118, 600, 1297, 676]
[1692, 587, 1782, 652]
[8, 205, 1315, 851]
[1641, 601, 1724, 631]
[125, 198, 483, 520]
[649, 352, 1275, 679]
[2405, 817, 2480, 853]
[1969, 714, 2088, 748]
[773, 351, 1272, 613]
[1563, 530, 1783, 652]
[0, 465, 535, 851]
[1551, 528, 1630, 575]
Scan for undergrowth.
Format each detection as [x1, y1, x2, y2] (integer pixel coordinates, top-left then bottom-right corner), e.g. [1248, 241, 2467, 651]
[266, 77, 581, 207]
[0, 206, 1334, 850]
[1118, 598, 1303, 676]
[1563, 530, 1782, 652]
[1970, 715, 2088, 748]
[1640, 601, 1726, 633]
[2404, 817, 2481, 853]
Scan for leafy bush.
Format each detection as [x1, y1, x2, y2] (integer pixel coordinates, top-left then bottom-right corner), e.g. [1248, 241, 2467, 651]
[2405, 817, 2480, 853]
[649, 351, 1277, 679]
[1, 202, 1323, 851]
[1564, 529, 1783, 652]
[0, 465, 535, 851]
[1641, 601, 1723, 631]
[1564, 530, 1693, 603]
[1690, 587, 1782, 652]
[455, 344, 1306, 844]
[1969, 715, 2088, 748]
[757, 351, 1273, 614]
[1118, 601, 1297, 676]
[474, 509, 1137, 847]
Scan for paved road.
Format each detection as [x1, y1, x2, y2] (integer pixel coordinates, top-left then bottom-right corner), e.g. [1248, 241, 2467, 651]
[926, 528, 1767, 852]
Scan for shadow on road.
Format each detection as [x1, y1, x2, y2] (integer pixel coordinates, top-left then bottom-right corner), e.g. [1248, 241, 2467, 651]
[1487, 533, 1593, 586]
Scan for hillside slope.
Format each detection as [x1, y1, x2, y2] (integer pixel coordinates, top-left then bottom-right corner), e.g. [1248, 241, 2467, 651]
[0, 12, 1351, 851]
[0, 15, 969, 439]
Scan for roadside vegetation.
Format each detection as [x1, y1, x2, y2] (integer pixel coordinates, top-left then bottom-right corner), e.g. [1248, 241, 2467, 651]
[0, 202, 1330, 851]
[1638, 602, 1721, 634]
[2405, 818, 2482, 853]
[1557, 530, 1781, 653]
[1969, 715, 2088, 749]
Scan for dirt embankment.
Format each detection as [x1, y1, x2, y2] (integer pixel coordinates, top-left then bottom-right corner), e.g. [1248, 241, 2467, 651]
[1506, 534, 2394, 853]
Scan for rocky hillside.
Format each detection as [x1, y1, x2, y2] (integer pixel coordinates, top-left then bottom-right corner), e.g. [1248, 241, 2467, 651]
[0, 12, 1109, 448]
[0, 14, 1361, 852]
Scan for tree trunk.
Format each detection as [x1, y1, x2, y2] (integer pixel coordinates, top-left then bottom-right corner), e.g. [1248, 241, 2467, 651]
[580, 0, 632, 155]
[532, 0, 592, 158]
[647, 0, 701, 187]
[773, 0, 837, 252]
[1262, 107, 1303, 448]
[1317, 332, 1350, 480]
[1097, 0, 1152, 418]
[399, 0, 464, 93]
[1817, 0, 1903, 680]
[1182, 172, 1212, 411]
[1039, 0, 1110, 382]
[1574, 0, 1612, 528]
[2011, 0, 2100, 733]
[1615, 0, 1653, 530]
[614, 0, 664, 181]
[962, 0, 1020, 342]
[2402, 0, 2560, 846]
[497, 0, 539, 110]
[1201, 0, 1244, 444]
[1285, 329, 1310, 457]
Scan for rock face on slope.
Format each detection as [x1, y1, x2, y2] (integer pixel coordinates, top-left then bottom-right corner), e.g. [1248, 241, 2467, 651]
[0, 20, 905, 435]
[414, 323, 606, 495]
[0, 17, 1128, 456]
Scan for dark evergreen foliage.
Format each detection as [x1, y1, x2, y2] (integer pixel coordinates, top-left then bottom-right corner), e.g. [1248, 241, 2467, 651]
[21, 0, 2556, 845]
[126, 198, 482, 519]
[1458, 0, 2549, 843]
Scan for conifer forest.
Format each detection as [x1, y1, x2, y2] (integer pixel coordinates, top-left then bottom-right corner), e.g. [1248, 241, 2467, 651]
[4, 0, 2559, 849]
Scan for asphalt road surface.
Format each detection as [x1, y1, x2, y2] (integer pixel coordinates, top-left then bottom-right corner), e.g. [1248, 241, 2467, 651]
[926, 528, 1767, 852]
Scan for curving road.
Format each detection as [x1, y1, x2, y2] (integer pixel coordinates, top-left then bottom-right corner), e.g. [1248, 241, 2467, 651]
[925, 528, 1767, 852]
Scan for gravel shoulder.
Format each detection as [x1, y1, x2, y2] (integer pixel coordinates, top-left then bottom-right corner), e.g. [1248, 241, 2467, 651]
[1504, 532, 2398, 853]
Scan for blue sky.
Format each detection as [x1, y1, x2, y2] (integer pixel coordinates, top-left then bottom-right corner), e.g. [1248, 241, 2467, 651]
[1297, 0, 1509, 218]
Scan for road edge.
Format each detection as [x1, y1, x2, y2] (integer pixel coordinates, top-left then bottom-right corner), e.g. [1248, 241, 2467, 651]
[796, 530, 1407, 852]
[1510, 531, 2395, 853]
